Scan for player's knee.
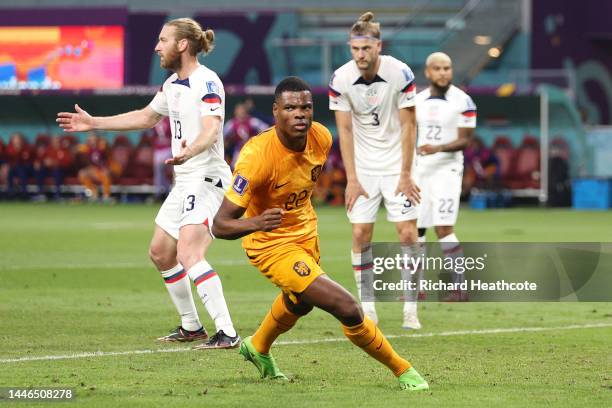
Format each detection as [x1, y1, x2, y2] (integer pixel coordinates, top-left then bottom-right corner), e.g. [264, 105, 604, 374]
[398, 225, 418, 243]
[149, 243, 173, 269]
[289, 301, 314, 316]
[352, 226, 373, 246]
[435, 226, 453, 239]
[283, 293, 313, 316]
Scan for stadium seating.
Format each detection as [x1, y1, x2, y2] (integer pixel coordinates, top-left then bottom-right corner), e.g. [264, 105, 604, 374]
[34, 133, 51, 147]
[109, 134, 133, 181]
[125, 134, 154, 184]
[491, 136, 514, 185]
[507, 135, 540, 189]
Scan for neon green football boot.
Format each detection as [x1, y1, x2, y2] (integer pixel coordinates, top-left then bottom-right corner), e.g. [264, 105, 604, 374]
[398, 367, 429, 391]
[239, 336, 288, 380]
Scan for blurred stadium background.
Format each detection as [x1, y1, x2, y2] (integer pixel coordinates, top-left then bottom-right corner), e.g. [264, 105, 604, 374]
[0, 0, 611, 209]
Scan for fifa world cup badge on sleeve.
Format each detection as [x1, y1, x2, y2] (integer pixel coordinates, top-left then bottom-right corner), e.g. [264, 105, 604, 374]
[233, 174, 249, 195]
[206, 81, 219, 94]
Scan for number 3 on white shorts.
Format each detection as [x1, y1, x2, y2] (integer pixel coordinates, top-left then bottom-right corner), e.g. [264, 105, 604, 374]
[184, 194, 196, 212]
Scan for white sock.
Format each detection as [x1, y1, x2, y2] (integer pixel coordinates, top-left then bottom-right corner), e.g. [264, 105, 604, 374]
[416, 236, 427, 291]
[403, 300, 417, 315]
[351, 248, 377, 313]
[439, 233, 465, 285]
[188, 260, 236, 337]
[400, 244, 419, 312]
[160, 264, 201, 332]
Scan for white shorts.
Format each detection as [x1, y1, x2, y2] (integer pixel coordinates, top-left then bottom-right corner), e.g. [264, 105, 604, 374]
[155, 175, 228, 240]
[348, 173, 418, 224]
[416, 164, 462, 228]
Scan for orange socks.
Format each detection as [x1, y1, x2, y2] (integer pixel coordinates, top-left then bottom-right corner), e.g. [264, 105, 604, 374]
[251, 294, 300, 354]
[342, 316, 411, 377]
[251, 295, 412, 377]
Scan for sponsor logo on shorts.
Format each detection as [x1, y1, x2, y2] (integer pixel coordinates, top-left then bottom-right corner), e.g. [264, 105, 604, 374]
[293, 261, 311, 277]
[232, 174, 249, 195]
[311, 165, 323, 182]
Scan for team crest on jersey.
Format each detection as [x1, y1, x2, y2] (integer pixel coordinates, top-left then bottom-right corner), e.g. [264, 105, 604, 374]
[427, 105, 439, 119]
[311, 165, 323, 182]
[293, 261, 311, 277]
[366, 87, 379, 106]
[232, 174, 249, 196]
[206, 81, 219, 94]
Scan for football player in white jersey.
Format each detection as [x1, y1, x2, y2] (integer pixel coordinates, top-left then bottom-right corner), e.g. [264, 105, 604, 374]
[415, 52, 477, 302]
[329, 12, 422, 329]
[57, 18, 240, 348]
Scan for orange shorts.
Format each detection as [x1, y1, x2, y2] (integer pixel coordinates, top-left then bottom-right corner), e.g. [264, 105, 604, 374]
[246, 237, 325, 304]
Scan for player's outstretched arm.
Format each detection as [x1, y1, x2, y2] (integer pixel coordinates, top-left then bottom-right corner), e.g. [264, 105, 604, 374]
[335, 110, 369, 211]
[57, 104, 162, 132]
[212, 198, 283, 240]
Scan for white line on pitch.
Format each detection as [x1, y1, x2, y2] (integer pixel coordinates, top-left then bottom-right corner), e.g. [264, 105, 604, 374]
[1, 322, 610, 364]
[0, 256, 349, 271]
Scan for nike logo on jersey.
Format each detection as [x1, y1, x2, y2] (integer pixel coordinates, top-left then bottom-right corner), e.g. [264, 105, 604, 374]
[274, 181, 290, 189]
[210, 107, 220, 111]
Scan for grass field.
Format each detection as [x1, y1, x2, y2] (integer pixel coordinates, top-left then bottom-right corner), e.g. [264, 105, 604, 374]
[1, 203, 611, 407]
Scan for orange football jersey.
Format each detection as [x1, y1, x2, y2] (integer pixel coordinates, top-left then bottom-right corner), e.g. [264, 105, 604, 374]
[225, 121, 332, 256]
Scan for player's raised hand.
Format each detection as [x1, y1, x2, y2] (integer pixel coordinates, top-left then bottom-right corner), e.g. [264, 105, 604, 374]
[255, 208, 284, 231]
[165, 140, 193, 165]
[56, 104, 95, 132]
[395, 176, 421, 205]
[417, 144, 441, 156]
[345, 179, 369, 212]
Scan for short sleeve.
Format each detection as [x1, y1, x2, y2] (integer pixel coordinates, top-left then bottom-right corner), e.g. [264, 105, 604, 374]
[200, 79, 225, 117]
[458, 94, 477, 128]
[225, 143, 267, 208]
[397, 65, 416, 109]
[328, 72, 351, 112]
[149, 85, 169, 116]
[321, 125, 333, 155]
[312, 122, 333, 156]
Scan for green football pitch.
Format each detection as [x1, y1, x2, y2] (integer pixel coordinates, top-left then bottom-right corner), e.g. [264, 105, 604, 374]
[1, 203, 611, 407]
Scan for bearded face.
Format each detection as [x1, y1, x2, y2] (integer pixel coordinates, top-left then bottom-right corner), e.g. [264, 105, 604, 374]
[155, 25, 183, 72]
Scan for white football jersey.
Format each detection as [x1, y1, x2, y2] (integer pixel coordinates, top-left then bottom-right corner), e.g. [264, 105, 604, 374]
[149, 65, 230, 181]
[329, 55, 416, 176]
[415, 85, 477, 168]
